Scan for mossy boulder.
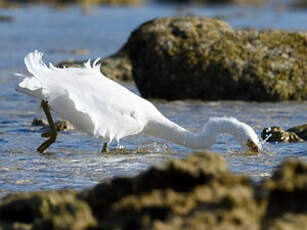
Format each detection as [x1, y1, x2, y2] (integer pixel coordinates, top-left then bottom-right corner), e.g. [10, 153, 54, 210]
[123, 17, 307, 101]
[261, 124, 307, 142]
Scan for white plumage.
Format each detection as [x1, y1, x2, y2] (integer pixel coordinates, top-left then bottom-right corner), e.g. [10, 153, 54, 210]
[16, 51, 262, 152]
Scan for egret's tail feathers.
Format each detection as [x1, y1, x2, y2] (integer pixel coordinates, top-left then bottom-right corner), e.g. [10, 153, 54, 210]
[24, 50, 49, 76]
[15, 51, 47, 99]
[17, 51, 106, 100]
[16, 75, 43, 99]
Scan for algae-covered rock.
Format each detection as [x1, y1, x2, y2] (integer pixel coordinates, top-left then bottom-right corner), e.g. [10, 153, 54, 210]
[124, 17, 307, 101]
[80, 153, 262, 229]
[261, 124, 307, 142]
[57, 51, 133, 81]
[261, 158, 307, 230]
[0, 190, 97, 230]
[1, 153, 307, 230]
[287, 124, 307, 140]
[31, 118, 48, 127]
[32, 118, 74, 131]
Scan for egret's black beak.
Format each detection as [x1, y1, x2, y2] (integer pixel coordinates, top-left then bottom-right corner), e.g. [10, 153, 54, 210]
[247, 139, 260, 153]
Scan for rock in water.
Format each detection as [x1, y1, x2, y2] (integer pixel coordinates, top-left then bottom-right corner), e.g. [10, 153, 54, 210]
[261, 124, 307, 142]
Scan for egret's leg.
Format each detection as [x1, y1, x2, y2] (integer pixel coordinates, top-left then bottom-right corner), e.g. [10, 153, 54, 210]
[37, 100, 57, 153]
[41, 131, 51, 138]
[101, 143, 109, 153]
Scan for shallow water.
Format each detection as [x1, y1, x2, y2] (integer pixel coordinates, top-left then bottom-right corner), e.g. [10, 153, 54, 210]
[0, 3, 307, 198]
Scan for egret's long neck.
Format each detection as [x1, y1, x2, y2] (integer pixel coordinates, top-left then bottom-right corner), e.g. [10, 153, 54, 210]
[144, 118, 203, 148]
[144, 117, 247, 149]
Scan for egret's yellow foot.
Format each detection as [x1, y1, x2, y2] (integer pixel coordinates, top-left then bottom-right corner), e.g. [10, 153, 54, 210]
[101, 143, 109, 153]
[37, 100, 57, 153]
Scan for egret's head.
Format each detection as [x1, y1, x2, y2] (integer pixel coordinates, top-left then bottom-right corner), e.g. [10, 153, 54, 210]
[237, 123, 262, 153]
[201, 117, 262, 153]
[247, 138, 261, 153]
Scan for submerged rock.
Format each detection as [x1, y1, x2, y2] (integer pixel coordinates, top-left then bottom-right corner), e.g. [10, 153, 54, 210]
[122, 17, 307, 101]
[0, 15, 15, 22]
[287, 124, 307, 140]
[31, 118, 48, 127]
[1, 152, 307, 229]
[32, 118, 74, 131]
[261, 124, 307, 142]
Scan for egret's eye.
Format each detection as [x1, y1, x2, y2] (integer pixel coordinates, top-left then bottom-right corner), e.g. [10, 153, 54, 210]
[247, 139, 259, 153]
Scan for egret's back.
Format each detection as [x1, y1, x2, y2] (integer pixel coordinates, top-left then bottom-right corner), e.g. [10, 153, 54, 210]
[17, 51, 161, 142]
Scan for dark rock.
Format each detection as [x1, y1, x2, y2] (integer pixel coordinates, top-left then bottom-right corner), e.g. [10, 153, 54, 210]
[80, 152, 261, 230]
[0, 190, 97, 230]
[31, 118, 48, 127]
[287, 124, 307, 140]
[122, 17, 307, 101]
[261, 124, 307, 142]
[31, 118, 74, 131]
[0, 15, 15, 22]
[261, 158, 307, 229]
[57, 50, 133, 81]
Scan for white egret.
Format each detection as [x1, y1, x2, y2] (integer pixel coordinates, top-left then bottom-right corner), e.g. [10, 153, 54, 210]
[16, 51, 262, 153]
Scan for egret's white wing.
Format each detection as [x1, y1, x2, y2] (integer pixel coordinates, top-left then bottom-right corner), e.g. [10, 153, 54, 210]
[18, 51, 147, 142]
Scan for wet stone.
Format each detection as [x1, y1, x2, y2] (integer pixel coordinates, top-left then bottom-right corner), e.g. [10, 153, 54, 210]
[261, 125, 306, 143]
[31, 118, 74, 131]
